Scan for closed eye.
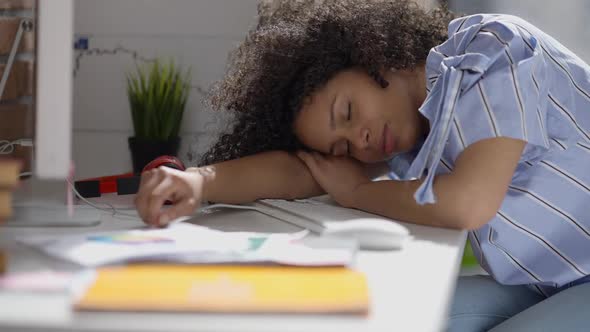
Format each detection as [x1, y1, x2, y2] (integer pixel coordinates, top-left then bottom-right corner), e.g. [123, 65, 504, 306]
[347, 102, 352, 121]
[346, 101, 351, 155]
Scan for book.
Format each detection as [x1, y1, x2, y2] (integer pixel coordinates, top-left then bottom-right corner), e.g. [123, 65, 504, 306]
[19, 222, 358, 267]
[0, 191, 13, 221]
[0, 158, 21, 189]
[75, 265, 369, 314]
[0, 250, 5, 274]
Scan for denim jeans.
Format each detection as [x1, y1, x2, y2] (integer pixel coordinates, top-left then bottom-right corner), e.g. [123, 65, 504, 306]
[447, 275, 590, 332]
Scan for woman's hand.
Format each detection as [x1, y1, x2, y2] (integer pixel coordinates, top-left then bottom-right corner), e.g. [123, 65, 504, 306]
[134, 166, 204, 227]
[296, 151, 371, 207]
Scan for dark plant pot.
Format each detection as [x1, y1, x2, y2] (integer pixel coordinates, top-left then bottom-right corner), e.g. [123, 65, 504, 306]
[128, 136, 181, 174]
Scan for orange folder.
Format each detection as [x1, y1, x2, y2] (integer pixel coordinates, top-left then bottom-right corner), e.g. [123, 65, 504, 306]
[76, 265, 370, 314]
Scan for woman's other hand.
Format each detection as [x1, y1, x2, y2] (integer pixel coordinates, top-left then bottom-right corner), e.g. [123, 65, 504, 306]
[296, 151, 371, 207]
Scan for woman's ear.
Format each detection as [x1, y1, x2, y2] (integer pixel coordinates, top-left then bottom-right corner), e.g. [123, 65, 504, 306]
[372, 70, 390, 89]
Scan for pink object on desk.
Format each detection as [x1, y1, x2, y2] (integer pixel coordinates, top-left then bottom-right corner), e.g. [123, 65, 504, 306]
[0, 270, 75, 292]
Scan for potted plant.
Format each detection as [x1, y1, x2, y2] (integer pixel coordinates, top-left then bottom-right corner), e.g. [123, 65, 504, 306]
[126, 59, 191, 173]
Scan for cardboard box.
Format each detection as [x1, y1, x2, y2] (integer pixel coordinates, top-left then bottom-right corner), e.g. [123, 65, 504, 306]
[11, 144, 31, 173]
[0, 102, 33, 140]
[0, 60, 34, 101]
[0, 17, 35, 55]
[0, 0, 34, 10]
[0, 102, 33, 172]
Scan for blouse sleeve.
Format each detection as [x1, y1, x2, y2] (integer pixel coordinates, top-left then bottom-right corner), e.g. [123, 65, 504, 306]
[407, 15, 549, 205]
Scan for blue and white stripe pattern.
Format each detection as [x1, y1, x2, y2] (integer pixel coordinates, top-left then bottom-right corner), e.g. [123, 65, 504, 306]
[388, 14, 590, 296]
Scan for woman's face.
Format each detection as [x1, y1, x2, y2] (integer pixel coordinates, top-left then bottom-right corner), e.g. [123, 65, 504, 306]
[293, 67, 428, 164]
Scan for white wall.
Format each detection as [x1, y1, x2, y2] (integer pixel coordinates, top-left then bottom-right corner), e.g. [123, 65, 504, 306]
[72, 0, 259, 178]
[449, 0, 590, 62]
[77, 0, 586, 179]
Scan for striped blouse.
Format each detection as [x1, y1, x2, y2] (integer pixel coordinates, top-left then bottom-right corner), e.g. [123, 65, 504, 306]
[388, 14, 590, 296]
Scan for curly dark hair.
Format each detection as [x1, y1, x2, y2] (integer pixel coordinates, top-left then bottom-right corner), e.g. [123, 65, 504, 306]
[199, 0, 455, 166]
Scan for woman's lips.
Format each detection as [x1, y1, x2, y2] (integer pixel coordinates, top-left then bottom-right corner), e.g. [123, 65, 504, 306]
[382, 124, 395, 156]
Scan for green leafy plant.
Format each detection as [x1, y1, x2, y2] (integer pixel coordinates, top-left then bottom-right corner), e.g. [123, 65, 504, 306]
[126, 59, 191, 141]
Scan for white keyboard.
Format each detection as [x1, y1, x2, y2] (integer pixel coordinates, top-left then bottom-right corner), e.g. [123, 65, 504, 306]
[199, 197, 410, 250]
[255, 197, 410, 250]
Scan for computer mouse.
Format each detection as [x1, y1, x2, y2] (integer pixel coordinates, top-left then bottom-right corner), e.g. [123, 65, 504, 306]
[321, 218, 410, 250]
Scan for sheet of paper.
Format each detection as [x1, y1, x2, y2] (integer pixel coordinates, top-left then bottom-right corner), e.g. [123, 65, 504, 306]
[19, 223, 357, 267]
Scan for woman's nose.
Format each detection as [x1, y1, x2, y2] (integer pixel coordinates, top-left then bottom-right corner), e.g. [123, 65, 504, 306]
[354, 128, 371, 150]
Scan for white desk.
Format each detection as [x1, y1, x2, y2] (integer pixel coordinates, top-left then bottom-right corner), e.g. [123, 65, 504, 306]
[0, 195, 466, 332]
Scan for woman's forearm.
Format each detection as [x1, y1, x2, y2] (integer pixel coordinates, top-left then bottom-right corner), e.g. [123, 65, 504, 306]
[349, 175, 475, 230]
[192, 151, 324, 204]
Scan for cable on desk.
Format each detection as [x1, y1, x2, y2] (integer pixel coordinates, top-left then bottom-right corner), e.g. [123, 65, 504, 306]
[65, 177, 140, 220]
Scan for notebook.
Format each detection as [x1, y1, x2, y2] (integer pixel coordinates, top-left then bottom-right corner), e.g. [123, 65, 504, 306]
[75, 265, 369, 314]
